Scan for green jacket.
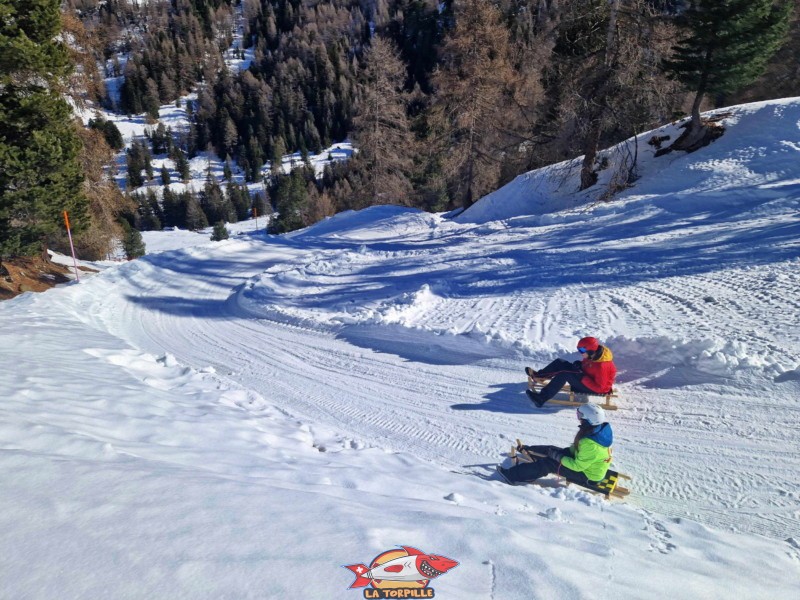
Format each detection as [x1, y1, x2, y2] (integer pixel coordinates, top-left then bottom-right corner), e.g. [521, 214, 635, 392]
[560, 434, 612, 482]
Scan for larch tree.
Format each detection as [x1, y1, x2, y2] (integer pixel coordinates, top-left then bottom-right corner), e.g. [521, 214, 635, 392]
[0, 0, 88, 258]
[431, 0, 517, 209]
[664, 0, 792, 150]
[352, 36, 415, 208]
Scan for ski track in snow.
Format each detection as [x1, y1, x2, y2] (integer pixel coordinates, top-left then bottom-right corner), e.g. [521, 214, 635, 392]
[68, 217, 800, 542]
[56, 99, 800, 547]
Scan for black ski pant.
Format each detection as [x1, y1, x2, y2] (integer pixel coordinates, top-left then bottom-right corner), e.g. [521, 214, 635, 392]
[535, 359, 594, 402]
[506, 445, 595, 486]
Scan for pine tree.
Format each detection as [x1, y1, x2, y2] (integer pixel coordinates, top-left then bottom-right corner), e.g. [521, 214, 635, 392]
[228, 183, 251, 221]
[126, 141, 148, 188]
[162, 187, 183, 228]
[664, 0, 792, 147]
[270, 169, 308, 233]
[253, 190, 270, 218]
[0, 0, 89, 257]
[151, 122, 169, 154]
[391, 0, 444, 93]
[271, 136, 286, 175]
[201, 171, 234, 224]
[176, 149, 191, 182]
[183, 191, 209, 230]
[210, 220, 229, 241]
[88, 117, 124, 151]
[144, 77, 161, 121]
[120, 220, 146, 259]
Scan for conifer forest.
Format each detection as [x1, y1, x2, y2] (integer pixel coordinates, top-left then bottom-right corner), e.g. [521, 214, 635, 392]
[1, 0, 797, 258]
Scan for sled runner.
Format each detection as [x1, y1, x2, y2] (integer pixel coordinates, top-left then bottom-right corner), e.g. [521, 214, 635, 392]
[510, 439, 631, 498]
[527, 374, 619, 410]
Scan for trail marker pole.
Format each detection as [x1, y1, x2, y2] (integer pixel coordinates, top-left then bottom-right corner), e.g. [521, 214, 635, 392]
[254, 206, 258, 231]
[63, 210, 80, 282]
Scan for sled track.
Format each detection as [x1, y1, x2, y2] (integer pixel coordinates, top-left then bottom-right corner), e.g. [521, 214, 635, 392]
[79, 242, 800, 540]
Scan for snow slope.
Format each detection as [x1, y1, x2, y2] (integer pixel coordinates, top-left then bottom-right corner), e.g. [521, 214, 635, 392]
[1, 99, 799, 598]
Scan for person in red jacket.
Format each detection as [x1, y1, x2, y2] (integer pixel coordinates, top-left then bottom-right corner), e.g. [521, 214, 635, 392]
[524, 337, 617, 408]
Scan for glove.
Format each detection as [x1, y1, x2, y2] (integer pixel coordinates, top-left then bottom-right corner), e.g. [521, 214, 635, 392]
[572, 360, 583, 369]
[547, 447, 564, 462]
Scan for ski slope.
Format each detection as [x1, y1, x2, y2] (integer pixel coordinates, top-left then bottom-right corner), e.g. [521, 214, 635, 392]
[1, 99, 799, 598]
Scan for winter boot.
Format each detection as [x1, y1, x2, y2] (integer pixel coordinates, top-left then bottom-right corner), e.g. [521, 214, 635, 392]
[496, 465, 518, 485]
[526, 389, 546, 408]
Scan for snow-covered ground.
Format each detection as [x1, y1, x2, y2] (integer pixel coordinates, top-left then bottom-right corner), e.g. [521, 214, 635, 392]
[3, 99, 800, 598]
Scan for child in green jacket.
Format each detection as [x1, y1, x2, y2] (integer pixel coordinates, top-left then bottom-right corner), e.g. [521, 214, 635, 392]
[498, 404, 613, 486]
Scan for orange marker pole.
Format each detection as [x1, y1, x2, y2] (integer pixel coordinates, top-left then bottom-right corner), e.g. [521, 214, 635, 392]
[63, 210, 80, 282]
[253, 206, 258, 231]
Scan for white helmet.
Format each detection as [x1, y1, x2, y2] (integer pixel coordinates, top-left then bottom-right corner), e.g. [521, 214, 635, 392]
[577, 403, 606, 426]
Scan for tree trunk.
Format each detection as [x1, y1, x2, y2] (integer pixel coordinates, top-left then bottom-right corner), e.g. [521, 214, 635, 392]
[580, 118, 602, 190]
[688, 87, 705, 135]
[687, 48, 711, 139]
[673, 75, 709, 152]
[578, 0, 619, 192]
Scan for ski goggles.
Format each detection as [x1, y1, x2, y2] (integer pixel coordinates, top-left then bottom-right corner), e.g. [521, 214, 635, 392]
[577, 347, 588, 353]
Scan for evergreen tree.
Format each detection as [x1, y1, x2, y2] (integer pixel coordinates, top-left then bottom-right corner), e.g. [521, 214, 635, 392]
[162, 186, 183, 228]
[175, 149, 191, 182]
[88, 117, 124, 150]
[270, 136, 286, 175]
[127, 151, 145, 188]
[389, 0, 444, 93]
[120, 220, 146, 259]
[143, 145, 154, 180]
[151, 122, 169, 154]
[0, 0, 89, 257]
[119, 59, 144, 114]
[210, 220, 229, 241]
[664, 0, 792, 146]
[269, 169, 308, 233]
[146, 187, 164, 226]
[201, 172, 233, 224]
[144, 77, 161, 120]
[228, 183, 251, 221]
[252, 190, 270, 218]
[183, 191, 209, 230]
[133, 191, 161, 231]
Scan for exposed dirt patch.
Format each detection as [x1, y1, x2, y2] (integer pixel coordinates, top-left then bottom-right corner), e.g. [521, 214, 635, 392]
[0, 256, 78, 300]
[656, 118, 727, 156]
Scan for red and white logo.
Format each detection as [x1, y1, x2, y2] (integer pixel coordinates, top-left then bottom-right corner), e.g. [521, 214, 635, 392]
[344, 545, 459, 598]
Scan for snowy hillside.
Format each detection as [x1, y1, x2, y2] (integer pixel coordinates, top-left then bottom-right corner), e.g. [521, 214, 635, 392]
[1, 99, 799, 598]
[81, 1, 353, 204]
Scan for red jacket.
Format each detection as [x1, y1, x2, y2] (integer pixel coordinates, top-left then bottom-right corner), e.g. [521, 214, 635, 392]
[581, 346, 617, 393]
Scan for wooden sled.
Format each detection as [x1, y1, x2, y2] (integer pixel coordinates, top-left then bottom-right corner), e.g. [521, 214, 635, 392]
[510, 439, 631, 499]
[527, 374, 619, 410]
